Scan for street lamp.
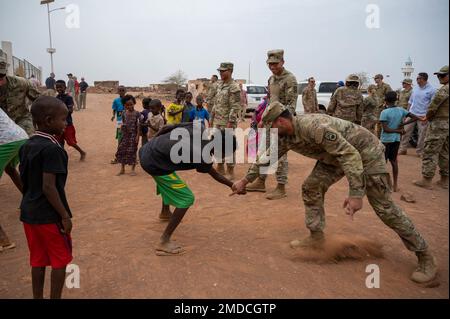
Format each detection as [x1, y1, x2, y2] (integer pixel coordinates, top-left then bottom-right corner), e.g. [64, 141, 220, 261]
[40, 0, 65, 74]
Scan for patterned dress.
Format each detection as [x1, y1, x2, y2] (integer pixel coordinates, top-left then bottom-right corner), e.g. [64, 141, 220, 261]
[116, 110, 141, 165]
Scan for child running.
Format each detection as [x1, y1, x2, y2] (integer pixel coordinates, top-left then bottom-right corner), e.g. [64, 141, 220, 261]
[19, 96, 73, 299]
[166, 89, 185, 125]
[139, 123, 244, 255]
[380, 91, 420, 192]
[55, 80, 87, 161]
[116, 95, 142, 176]
[110, 86, 126, 164]
[146, 99, 165, 140]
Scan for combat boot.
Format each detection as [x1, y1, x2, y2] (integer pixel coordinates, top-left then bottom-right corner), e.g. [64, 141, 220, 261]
[436, 176, 449, 189]
[216, 163, 225, 175]
[411, 250, 437, 283]
[225, 166, 235, 182]
[246, 178, 266, 192]
[413, 177, 433, 190]
[265, 184, 287, 200]
[290, 231, 325, 249]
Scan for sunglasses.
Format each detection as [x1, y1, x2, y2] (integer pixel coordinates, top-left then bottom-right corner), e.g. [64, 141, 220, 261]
[437, 74, 448, 78]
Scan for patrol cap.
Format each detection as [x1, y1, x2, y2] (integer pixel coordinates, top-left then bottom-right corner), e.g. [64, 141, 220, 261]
[402, 78, 413, 85]
[434, 65, 449, 75]
[346, 74, 360, 83]
[266, 50, 284, 64]
[261, 101, 286, 128]
[217, 62, 234, 71]
[374, 74, 384, 80]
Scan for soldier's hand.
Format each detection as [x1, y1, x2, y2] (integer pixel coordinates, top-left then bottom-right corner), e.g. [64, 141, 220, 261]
[343, 197, 363, 220]
[230, 179, 248, 196]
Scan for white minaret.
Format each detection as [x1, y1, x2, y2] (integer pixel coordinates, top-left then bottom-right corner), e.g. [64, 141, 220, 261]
[402, 56, 414, 79]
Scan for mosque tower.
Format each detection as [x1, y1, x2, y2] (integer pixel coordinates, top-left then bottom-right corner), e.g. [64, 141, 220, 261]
[402, 56, 414, 79]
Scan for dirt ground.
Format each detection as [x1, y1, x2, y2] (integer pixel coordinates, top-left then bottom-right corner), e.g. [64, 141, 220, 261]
[0, 93, 448, 299]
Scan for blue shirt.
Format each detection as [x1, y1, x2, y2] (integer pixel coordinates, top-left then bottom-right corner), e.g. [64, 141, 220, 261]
[182, 102, 195, 123]
[189, 107, 210, 123]
[408, 83, 436, 116]
[112, 97, 124, 121]
[45, 77, 55, 90]
[379, 106, 409, 143]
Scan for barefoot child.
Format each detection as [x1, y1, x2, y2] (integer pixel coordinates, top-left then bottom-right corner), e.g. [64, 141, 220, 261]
[116, 95, 142, 176]
[380, 91, 420, 192]
[110, 86, 126, 164]
[55, 80, 87, 161]
[19, 96, 73, 299]
[147, 99, 165, 140]
[0, 108, 28, 251]
[139, 123, 243, 255]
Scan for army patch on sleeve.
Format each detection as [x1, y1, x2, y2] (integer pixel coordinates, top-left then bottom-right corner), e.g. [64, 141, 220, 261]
[324, 131, 337, 142]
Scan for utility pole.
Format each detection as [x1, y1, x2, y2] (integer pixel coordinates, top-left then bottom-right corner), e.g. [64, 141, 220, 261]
[41, 0, 65, 74]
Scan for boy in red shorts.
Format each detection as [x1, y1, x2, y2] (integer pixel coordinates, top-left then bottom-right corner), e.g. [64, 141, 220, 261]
[19, 96, 73, 299]
[55, 80, 86, 161]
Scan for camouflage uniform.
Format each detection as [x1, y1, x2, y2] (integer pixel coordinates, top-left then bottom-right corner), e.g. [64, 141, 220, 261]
[374, 81, 392, 137]
[302, 86, 319, 113]
[212, 63, 241, 168]
[422, 82, 449, 179]
[361, 94, 379, 134]
[398, 87, 413, 110]
[327, 77, 363, 124]
[206, 81, 218, 114]
[246, 104, 428, 252]
[0, 73, 40, 136]
[261, 50, 298, 185]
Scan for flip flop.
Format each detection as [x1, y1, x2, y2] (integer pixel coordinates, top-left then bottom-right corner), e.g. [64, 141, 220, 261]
[155, 249, 186, 256]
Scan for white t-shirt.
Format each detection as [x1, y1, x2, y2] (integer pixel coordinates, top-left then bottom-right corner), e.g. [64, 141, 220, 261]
[0, 108, 29, 145]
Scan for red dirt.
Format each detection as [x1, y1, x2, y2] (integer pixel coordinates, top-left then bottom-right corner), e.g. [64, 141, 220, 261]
[0, 93, 448, 298]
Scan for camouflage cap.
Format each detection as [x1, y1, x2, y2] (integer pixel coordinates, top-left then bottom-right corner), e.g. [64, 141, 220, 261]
[261, 101, 286, 128]
[374, 74, 384, 80]
[217, 62, 234, 71]
[402, 78, 413, 85]
[346, 74, 360, 83]
[0, 57, 8, 74]
[434, 65, 449, 75]
[266, 49, 284, 64]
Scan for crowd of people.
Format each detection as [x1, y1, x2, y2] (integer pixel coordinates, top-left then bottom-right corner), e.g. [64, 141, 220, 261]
[0, 50, 448, 298]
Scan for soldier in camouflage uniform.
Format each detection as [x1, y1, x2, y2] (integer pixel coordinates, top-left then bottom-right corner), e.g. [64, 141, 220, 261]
[232, 102, 437, 284]
[302, 77, 319, 113]
[211, 62, 241, 180]
[361, 84, 379, 134]
[414, 66, 449, 190]
[398, 78, 413, 109]
[327, 74, 363, 124]
[246, 49, 298, 200]
[206, 74, 219, 115]
[373, 74, 393, 138]
[0, 60, 40, 136]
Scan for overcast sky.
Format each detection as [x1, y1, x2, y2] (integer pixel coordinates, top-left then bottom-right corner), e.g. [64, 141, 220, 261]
[0, 0, 448, 89]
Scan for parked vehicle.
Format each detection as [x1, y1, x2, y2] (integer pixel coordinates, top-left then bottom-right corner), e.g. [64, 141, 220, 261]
[296, 81, 338, 114]
[243, 84, 268, 114]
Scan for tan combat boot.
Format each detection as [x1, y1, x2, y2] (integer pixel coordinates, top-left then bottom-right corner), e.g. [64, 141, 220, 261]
[216, 163, 225, 175]
[413, 177, 433, 190]
[225, 166, 235, 182]
[411, 251, 437, 283]
[436, 176, 449, 189]
[246, 178, 266, 192]
[265, 184, 287, 200]
[290, 231, 325, 249]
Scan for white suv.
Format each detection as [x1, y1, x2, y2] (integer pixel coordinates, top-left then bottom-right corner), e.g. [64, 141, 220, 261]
[243, 84, 268, 114]
[296, 81, 339, 114]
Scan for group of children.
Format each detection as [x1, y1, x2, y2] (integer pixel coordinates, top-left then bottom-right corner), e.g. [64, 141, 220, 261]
[110, 88, 210, 176]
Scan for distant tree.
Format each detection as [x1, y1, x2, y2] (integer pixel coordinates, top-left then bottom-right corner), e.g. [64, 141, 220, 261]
[163, 70, 188, 88]
[355, 71, 370, 89]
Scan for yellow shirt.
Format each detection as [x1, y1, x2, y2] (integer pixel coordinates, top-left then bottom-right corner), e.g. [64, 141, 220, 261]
[166, 103, 184, 125]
